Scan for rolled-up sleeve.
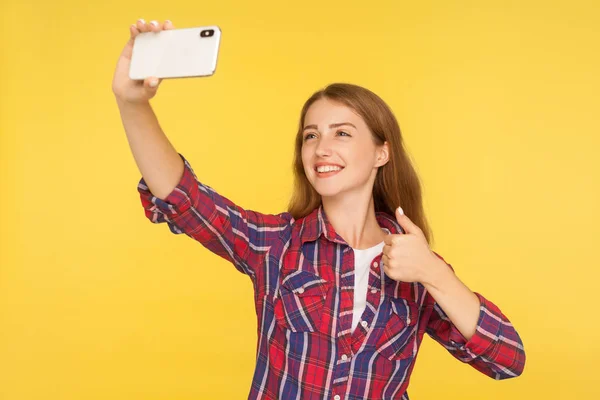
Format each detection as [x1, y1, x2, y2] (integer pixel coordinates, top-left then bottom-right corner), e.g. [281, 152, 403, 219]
[426, 291, 526, 380]
[137, 153, 293, 279]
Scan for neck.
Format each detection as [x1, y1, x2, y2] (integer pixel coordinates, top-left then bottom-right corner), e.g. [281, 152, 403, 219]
[322, 192, 387, 250]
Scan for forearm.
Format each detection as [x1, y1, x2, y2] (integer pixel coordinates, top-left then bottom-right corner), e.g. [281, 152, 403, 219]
[421, 257, 481, 340]
[421, 255, 526, 378]
[117, 98, 184, 200]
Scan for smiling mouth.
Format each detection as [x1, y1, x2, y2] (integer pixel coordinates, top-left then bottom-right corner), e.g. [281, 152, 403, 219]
[315, 166, 344, 177]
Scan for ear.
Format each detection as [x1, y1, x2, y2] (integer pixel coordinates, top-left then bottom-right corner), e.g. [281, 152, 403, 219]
[376, 141, 390, 167]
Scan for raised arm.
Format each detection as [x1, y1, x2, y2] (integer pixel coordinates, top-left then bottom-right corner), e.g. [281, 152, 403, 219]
[112, 20, 292, 281]
[112, 19, 184, 200]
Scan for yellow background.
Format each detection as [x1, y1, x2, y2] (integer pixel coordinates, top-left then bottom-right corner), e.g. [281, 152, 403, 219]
[1, 0, 598, 398]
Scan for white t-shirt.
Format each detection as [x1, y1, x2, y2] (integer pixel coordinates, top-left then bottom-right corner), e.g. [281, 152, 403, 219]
[352, 241, 385, 332]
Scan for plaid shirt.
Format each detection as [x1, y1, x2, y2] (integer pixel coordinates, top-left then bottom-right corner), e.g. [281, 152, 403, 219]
[138, 154, 525, 399]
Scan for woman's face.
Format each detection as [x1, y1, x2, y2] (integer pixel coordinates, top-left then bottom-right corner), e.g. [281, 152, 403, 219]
[301, 98, 388, 199]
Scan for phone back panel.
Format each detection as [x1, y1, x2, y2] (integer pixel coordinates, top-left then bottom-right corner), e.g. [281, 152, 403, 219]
[129, 26, 221, 80]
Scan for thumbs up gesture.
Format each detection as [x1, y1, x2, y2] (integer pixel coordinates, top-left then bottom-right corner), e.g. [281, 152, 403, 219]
[382, 207, 441, 283]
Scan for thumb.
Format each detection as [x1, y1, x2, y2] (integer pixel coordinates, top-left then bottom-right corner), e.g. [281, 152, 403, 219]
[395, 206, 419, 235]
[143, 76, 162, 94]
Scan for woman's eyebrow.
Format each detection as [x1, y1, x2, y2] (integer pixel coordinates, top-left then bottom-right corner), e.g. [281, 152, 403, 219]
[302, 122, 357, 131]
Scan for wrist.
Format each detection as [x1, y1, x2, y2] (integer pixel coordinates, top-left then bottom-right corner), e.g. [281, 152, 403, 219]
[115, 96, 151, 109]
[420, 254, 453, 292]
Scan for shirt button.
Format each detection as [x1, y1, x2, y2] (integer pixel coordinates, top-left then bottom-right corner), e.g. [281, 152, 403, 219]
[341, 354, 348, 361]
[373, 261, 379, 268]
[334, 395, 341, 400]
[297, 287, 304, 294]
[361, 321, 368, 328]
[370, 288, 377, 294]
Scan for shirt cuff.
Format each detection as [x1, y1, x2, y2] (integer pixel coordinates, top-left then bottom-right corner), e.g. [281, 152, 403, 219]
[137, 153, 200, 219]
[448, 292, 502, 358]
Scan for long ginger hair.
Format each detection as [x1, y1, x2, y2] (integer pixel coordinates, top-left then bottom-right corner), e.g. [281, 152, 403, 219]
[287, 83, 434, 246]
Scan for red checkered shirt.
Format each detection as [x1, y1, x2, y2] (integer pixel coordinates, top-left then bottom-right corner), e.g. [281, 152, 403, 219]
[138, 154, 525, 399]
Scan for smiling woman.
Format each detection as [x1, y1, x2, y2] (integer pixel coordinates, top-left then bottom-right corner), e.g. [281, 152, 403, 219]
[114, 19, 525, 400]
[292, 87, 431, 249]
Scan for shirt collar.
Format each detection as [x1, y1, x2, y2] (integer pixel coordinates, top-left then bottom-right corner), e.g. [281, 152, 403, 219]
[299, 204, 405, 245]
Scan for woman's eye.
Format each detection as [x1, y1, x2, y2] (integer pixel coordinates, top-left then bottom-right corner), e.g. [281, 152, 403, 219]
[304, 131, 349, 141]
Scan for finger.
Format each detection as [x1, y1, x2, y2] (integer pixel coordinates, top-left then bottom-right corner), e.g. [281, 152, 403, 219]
[144, 76, 161, 91]
[388, 235, 402, 246]
[164, 20, 175, 30]
[383, 234, 394, 245]
[149, 20, 161, 32]
[395, 206, 422, 236]
[129, 24, 140, 39]
[383, 243, 395, 255]
[136, 18, 149, 32]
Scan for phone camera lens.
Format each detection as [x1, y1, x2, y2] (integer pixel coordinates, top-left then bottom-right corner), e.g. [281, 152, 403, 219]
[200, 29, 215, 38]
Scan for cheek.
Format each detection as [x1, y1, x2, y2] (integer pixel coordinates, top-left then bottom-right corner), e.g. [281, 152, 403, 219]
[347, 147, 374, 172]
[301, 149, 312, 174]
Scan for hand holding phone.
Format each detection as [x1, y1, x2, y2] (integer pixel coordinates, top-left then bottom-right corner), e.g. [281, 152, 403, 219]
[111, 20, 221, 105]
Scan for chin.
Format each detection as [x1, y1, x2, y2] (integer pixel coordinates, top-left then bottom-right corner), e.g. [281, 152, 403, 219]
[311, 181, 345, 198]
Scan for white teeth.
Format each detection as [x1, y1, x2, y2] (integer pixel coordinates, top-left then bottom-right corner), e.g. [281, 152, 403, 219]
[317, 165, 342, 173]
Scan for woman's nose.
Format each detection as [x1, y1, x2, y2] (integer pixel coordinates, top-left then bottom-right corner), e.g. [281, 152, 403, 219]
[315, 138, 332, 157]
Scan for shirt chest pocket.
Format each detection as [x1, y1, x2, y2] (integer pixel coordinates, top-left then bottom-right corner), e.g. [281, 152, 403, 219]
[273, 270, 332, 333]
[376, 297, 419, 361]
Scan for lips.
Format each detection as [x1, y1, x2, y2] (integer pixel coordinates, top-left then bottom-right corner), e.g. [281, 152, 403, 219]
[314, 166, 344, 179]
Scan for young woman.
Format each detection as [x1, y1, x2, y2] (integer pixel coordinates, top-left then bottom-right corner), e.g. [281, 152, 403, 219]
[113, 19, 525, 400]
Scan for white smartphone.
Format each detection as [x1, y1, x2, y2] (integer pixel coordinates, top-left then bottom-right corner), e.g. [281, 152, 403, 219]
[129, 25, 221, 80]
